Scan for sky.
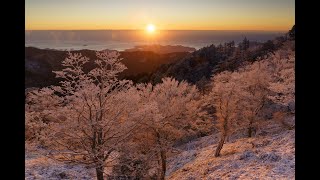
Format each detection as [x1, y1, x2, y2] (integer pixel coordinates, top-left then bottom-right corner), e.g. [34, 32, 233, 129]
[25, 0, 295, 31]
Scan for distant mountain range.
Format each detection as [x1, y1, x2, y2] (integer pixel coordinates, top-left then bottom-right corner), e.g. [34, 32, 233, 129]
[124, 44, 196, 54]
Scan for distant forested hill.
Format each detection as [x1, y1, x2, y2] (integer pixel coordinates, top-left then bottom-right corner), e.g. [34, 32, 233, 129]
[148, 30, 294, 91]
[25, 47, 189, 88]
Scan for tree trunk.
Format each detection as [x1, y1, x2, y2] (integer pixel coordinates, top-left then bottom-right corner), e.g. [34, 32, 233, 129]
[248, 127, 253, 138]
[248, 120, 253, 137]
[155, 130, 166, 180]
[158, 150, 166, 180]
[96, 165, 104, 180]
[215, 134, 226, 157]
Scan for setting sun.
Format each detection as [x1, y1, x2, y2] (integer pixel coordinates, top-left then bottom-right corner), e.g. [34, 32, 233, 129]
[146, 24, 156, 33]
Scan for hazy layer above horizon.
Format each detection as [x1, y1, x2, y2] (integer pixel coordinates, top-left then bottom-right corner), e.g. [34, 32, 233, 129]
[25, 30, 284, 51]
[25, 30, 285, 40]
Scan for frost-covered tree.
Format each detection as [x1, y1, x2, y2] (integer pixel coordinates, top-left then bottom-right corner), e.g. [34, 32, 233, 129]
[206, 71, 242, 157]
[204, 48, 294, 157]
[238, 50, 295, 135]
[134, 78, 202, 180]
[26, 51, 157, 180]
[237, 61, 271, 137]
[267, 50, 295, 110]
[262, 50, 295, 129]
[25, 87, 63, 142]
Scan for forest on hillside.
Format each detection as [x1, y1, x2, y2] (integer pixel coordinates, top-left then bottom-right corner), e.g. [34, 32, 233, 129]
[25, 27, 295, 180]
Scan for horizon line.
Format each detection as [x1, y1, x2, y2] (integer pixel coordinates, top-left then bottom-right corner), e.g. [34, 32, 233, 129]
[25, 29, 288, 32]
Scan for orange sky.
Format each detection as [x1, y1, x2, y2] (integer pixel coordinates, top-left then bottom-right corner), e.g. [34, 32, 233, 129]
[25, 0, 295, 31]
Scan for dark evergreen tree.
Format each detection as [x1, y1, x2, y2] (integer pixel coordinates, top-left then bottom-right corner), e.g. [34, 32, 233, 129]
[288, 25, 295, 40]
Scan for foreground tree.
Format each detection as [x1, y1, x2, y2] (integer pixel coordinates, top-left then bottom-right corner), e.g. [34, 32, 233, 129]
[238, 61, 271, 137]
[134, 78, 202, 180]
[26, 51, 156, 180]
[205, 71, 242, 157]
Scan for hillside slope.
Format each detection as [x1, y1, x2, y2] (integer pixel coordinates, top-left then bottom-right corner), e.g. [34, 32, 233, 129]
[26, 118, 294, 179]
[167, 120, 295, 179]
[25, 47, 189, 88]
[150, 35, 294, 87]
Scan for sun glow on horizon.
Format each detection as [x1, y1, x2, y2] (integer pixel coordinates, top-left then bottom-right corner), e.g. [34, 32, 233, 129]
[146, 24, 156, 33]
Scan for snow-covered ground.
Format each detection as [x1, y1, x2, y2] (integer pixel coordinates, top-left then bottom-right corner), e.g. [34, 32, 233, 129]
[26, 120, 294, 180]
[167, 121, 295, 180]
[25, 151, 96, 180]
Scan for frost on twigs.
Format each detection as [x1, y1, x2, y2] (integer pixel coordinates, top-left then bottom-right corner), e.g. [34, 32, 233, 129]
[205, 49, 295, 156]
[121, 77, 205, 179]
[26, 51, 156, 180]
